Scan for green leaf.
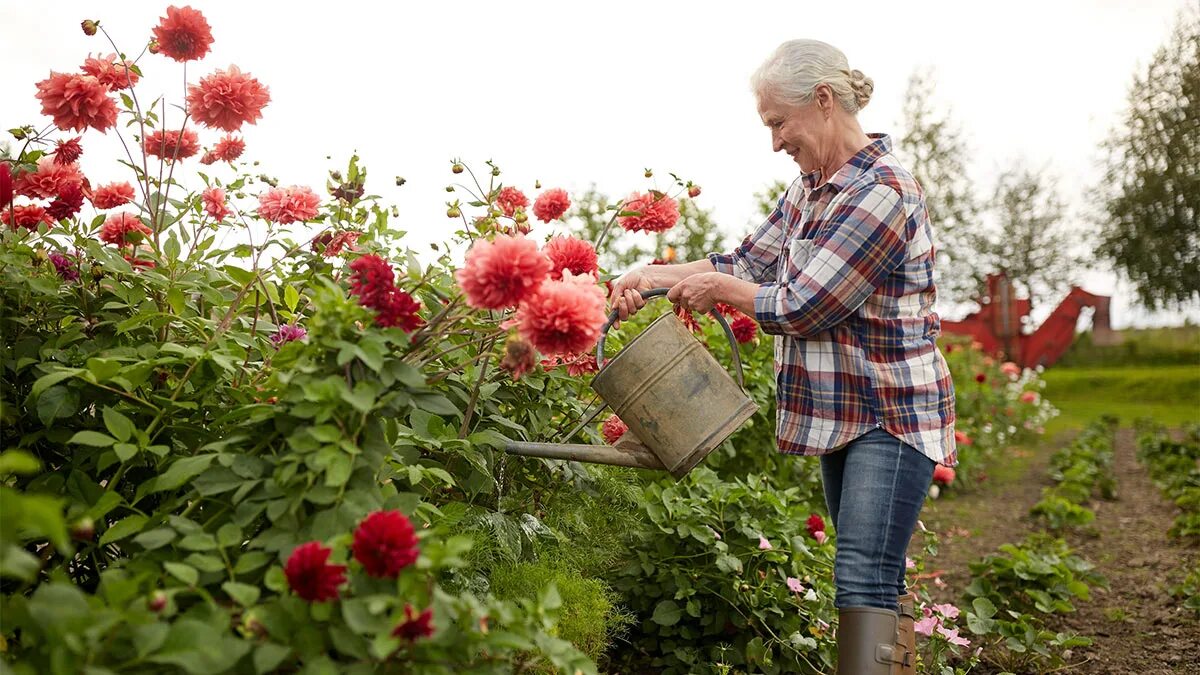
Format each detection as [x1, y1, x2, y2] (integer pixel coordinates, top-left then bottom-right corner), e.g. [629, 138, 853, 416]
[254, 643, 291, 674]
[324, 454, 353, 487]
[69, 430, 117, 447]
[217, 523, 243, 548]
[234, 551, 271, 574]
[114, 443, 139, 461]
[164, 561, 198, 586]
[31, 368, 83, 397]
[167, 286, 185, 315]
[0, 450, 41, 476]
[150, 455, 217, 494]
[651, 600, 681, 626]
[86, 358, 122, 383]
[164, 234, 181, 261]
[222, 581, 260, 607]
[133, 527, 176, 550]
[103, 407, 136, 442]
[37, 386, 78, 426]
[284, 285, 299, 312]
[100, 515, 148, 545]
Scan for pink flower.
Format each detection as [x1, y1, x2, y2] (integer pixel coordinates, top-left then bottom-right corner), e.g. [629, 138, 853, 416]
[1019, 391, 1038, 404]
[1, 162, 12, 208]
[49, 251, 81, 281]
[495, 186, 529, 217]
[936, 624, 971, 647]
[81, 53, 139, 90]
[618, 191, 679, 233]
[92, 182, 136, 209]
[786, 577, 804, 593]
[914, 615, 940, 637]
[202, 187, 229, 222]
[813, 530, 828, 544]
[532, 188, 571, 222]
[543, 235, 598, 281]
[320, 230, 361, 257]
[515, 271, 606, 357]
[143, 128, 200, 161]
[46, 182, 85, 221]
[187, 66, 271, 132]
[271, 324, 307, 346]
[931, 603, 960, 619]
[500, 337, 537, 381]
[932, 464, 955, 485]
[213, 135, 245, 162]
[602, 415, 627, 444]
[15, 158, 84, 200]
[456, 234, 551, 310]
[99, 212, 152, 246]
[954, 430, 972, 446]
[347, 255, 423, 331]
[905, 557, 916, 570]
[1001, 361, 1021, 379]
[35, 73, 118, 133]
[152, 5, 214, 63]
[257, 185, 320, 224]
[758, 536, 772, 550]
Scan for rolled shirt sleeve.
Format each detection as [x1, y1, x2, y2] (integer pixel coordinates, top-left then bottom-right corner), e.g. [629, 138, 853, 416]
[754, 182, 908, 337]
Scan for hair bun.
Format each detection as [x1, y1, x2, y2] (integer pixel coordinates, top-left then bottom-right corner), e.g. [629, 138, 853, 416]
[848, 68, 874, 110]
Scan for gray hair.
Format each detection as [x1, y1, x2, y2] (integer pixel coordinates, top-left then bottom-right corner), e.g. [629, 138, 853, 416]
[750, 39, 874, 114]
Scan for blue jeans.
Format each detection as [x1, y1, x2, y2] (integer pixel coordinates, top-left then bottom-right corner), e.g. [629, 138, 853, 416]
[820, 428, 935, 610]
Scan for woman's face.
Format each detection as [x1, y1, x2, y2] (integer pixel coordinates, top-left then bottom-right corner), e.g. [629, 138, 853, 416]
[757, 88, 829, 173]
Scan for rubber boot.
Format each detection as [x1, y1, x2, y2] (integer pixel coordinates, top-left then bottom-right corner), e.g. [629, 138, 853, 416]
[893, 593, 917, 675]
[837, 607, 904, 675]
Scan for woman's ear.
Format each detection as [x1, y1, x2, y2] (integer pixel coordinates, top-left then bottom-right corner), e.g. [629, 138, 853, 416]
[814, 83, 834, 119]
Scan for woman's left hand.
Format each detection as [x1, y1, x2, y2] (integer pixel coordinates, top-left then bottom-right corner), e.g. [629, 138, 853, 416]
[666, 272, 727, 314]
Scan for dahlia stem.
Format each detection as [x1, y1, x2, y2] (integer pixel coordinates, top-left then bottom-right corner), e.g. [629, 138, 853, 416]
[591, 200, 625, 255]
[458, 335, 498, 439]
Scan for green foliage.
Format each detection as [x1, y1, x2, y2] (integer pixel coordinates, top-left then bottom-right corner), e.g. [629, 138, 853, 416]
[1135, 420, 1200, 543]
[610, 468, 837, 675]
[1030, 417, 1117, 532]
[1058, 326, 1200, 368]
[1170, 562, 1200, 617]
[962, 534, 1103, 672]
[1099, 8, 1200, 308]
[489, 561, 634, 667]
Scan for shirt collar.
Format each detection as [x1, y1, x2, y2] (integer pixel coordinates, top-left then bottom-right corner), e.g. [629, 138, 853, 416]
[801, 133, 892, 192]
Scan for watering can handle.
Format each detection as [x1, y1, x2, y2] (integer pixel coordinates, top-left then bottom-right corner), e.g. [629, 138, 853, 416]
[596, 287, 747, 390]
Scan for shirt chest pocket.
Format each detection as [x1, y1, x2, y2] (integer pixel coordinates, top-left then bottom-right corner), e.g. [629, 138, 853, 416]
[779, 238, 816, 282]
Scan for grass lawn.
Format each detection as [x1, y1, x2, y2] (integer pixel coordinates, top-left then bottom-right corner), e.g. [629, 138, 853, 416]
[1041, 364, 1200, 435]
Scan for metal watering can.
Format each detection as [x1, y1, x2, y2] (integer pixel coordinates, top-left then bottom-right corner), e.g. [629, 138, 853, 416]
[504, 288, 758, 480]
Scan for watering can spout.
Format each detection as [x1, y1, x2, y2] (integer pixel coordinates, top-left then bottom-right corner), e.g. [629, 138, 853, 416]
[505, 436, 667, 471]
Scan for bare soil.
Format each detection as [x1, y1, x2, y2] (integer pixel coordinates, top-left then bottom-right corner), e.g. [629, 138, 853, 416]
[916, 429, 1200, 674]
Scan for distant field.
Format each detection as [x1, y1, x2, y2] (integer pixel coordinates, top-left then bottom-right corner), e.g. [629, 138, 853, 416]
[1041, 365, 1200, 434]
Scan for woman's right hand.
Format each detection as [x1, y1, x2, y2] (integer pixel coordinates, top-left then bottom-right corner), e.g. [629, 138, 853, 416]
[609, 265, 657, 324]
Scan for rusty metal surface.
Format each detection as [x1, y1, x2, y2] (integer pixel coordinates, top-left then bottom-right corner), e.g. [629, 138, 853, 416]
[504, 439, 666, 470]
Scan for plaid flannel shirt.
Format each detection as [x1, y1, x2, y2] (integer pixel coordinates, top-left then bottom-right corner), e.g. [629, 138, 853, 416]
[708, 134, 957, 466]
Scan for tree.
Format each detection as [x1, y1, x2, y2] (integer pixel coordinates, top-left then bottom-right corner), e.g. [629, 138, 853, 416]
[1098, 8, 1200, 309]
[897, 68, 986, 306]
[981, 163, 1081, 316]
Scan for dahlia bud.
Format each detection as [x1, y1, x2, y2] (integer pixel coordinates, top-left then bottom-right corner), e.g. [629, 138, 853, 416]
[330, 171, 343, 181]
[81, 20, 99, 36]
[70, 516, 95, 542]
[444, 186, 455, 192]
[395, 176, 406, 187]
[147, 40, 160, 54]
[514, 210, 528, 224]
[534, 180, 542, 189]
[644, 168, 653, 178]
[739, 583, 750, 592]
[451, 163, 464, 174]
[446, 206, 461, 218]
[688, 185, 701, 198]
[148, 590, 167, 612]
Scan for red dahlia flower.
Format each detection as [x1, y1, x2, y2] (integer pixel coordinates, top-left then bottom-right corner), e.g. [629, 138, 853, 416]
[532, 188, 570, 223]
[202, 187, 229, 222]
[495, 186, 528, 217]
[53, 137, 84, 165]
[257, 185, 320, 224]
[500, 337, 537, 381]
[143, 128, 200, 161]
[16, 158, 84, 200]
[35, 72, 118, 133]
[151, 6, 214, 62]
[99, 212, 152, 246]
[92, 182, 136, 209]
[618, 191, 679, 233]
[392, 604, 434, 642]
[284, 541, 346, 602]
[2, 204, 53, 231]
[187, 66, 270, 132]
[456, 234, 551, 310]
[352, 510, 420, 578]
[602, 415, 628, 444]
[81, 53, 139, 90]
[806, 513, 826, 538]
[213, 135, 245, 162]
[516, 271, 606, 357]
[543, 235, 598, 281]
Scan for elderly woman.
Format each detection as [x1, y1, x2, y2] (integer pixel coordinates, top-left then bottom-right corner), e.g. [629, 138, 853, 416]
[610, 39, 956, 675]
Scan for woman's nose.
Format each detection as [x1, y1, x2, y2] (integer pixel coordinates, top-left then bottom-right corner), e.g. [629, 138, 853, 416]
[771, 130, 784, 153]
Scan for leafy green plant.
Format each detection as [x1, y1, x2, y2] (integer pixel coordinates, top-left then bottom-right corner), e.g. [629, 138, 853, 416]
[1135, 420, 1200, 542]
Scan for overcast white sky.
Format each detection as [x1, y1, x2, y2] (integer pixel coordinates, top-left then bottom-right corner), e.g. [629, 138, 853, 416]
[2, 0, 1196, 328]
